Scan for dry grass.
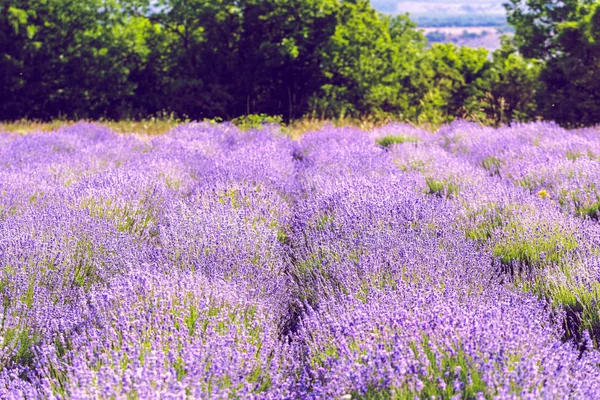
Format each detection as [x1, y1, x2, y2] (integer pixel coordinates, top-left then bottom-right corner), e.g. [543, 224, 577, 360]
[0, 120, 78, 135]
[283, 116, 432, 138]
[0, 117, 184, 136]
[102, 118, 185, 136]
[1, 115, 434, 138]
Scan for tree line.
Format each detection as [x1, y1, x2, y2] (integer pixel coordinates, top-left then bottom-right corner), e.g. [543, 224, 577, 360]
[1, 0, 598, 127]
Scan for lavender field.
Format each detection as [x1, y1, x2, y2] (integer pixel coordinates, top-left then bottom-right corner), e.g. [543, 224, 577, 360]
[2, 121, 600, 398]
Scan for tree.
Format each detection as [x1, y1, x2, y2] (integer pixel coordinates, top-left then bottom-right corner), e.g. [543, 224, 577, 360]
[124, 0, 339, 120]
[409, 43, 491, 124]
[483, 37, 541, 125]
[0, 0, 550, 125]
[310, 0, 425, 119]
[0, 2, 31, 118]
[0, 0, 147, 120]
[505, 0, 600, 126]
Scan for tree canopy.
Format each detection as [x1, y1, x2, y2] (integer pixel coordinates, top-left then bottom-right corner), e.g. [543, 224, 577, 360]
[505, 0, 600, 126]
[0, 0, 596, 127]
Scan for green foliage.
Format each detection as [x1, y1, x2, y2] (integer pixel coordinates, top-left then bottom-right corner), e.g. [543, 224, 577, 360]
[309, 1, 426, 119]
[464, 203, 512, 242]
[553, 183, 600, 221]
[415, 44, 491, 123]
[577, 199, 600, 221]
[481, 156, 504, 177]
[493, 228, 577, 269]
[464, 203, 578, 276]
[276, 229, 289, 245]
[0, 0, 148, 120]
[484, 38, 542, 125]
[232, 114, 283, 130]
[522, 278, 600, 347]
[408, 39, 540, 127]
[1, 0, 341, 121]
[470, 205, 598, 353]
[505, 0, 600, 127]
[376, 135, 419, 148]
[0, 274, 42, 370]
[2, 326, 41, 369]
[549, 282, 600, 345]
[123, 0, 341, 120]
[0, 0, 591, 126]
[565, 149, 598, 161]
[425, 178, 459, 198]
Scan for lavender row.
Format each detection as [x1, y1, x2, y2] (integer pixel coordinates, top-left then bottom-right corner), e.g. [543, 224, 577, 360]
[0, 122, 599, 398]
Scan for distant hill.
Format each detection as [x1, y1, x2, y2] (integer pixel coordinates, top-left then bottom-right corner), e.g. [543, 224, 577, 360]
[422, 26, 514, 51]
[372, 0, 507, 27]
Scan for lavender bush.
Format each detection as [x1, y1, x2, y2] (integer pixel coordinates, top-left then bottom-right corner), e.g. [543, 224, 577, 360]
[1, 121, 600, 398]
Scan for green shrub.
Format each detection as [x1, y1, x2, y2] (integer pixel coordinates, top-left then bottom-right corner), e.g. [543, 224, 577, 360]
[576, 199, 600, 221]
[492, 225, 577, 275]
[232, 114, 283, 130]
[464, 203, 510, 242]
[481, 156, 504, 177]
[463, 203, 578, 276]
[524, 279, 600, 347]
[425, 178, 459, 198]
[376, 135, 419, 148]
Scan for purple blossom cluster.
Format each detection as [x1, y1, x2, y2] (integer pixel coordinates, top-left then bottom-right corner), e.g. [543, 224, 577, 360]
[1, 121, 600, 398]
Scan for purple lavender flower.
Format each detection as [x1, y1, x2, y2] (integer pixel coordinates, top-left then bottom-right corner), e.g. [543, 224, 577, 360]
[1, 122, 600, 398]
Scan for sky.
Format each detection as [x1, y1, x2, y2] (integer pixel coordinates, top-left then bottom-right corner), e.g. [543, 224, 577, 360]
[371, 0, 506, 16]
